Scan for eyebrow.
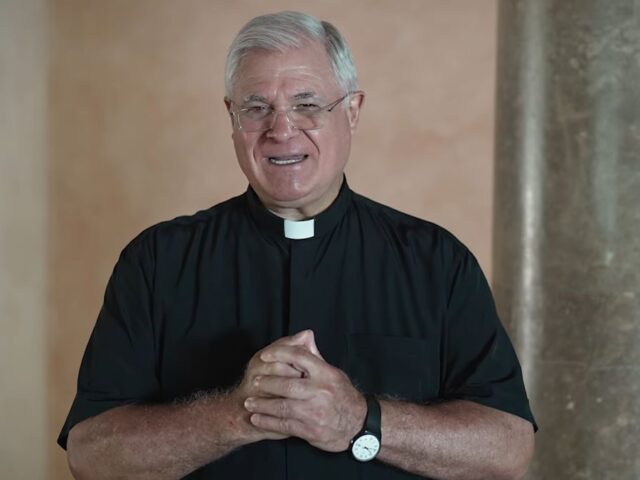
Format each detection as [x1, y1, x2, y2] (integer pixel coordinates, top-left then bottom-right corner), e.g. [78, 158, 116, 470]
[242, 94, 269, 103]
[291, 92, 318, 100]
[241, 92, 320, 104]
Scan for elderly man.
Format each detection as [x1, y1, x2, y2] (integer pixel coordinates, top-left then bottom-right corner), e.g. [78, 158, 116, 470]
[60, 11, 536, 480]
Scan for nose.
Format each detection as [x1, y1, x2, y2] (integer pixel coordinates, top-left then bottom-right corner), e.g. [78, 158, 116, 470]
[266, 110, 298, 141]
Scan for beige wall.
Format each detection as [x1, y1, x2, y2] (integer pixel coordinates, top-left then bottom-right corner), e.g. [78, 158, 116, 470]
[2, 1, 497, 477]
[0, 1, 48, 478]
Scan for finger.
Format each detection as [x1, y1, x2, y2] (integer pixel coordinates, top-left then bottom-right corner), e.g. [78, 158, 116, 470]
[244, 396, 307, 422]
[296, 330, 324, 360]
[260, 345, 325, 376]
[273, 329, 312, 347]
[255, 361, 304, 378]
[271, 330, 324, 360]
[249, 413, 311, 442]
[253, 375, 310, 400]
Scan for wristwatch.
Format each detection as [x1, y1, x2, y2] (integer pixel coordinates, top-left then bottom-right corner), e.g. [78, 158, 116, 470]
[350, 395, 382, 462]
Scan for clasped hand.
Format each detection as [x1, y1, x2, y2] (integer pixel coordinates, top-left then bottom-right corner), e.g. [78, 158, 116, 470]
[233, 330, 366, 452]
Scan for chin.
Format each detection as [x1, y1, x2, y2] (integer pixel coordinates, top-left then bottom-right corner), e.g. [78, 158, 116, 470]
[256, 177, 318, 204]
[264, 187, 315, 207]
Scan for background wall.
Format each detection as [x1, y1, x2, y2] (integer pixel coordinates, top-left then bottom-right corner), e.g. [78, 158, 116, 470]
[1, 1, 498, 477]
[0, 1, 48, 478]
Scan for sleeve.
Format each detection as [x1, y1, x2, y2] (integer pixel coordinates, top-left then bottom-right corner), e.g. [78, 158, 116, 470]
[57, 234, 160, 449]
[441, 248, 537, 430]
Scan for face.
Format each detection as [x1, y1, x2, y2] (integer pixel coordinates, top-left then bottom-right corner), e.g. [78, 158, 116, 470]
[226, 41, 364, 217]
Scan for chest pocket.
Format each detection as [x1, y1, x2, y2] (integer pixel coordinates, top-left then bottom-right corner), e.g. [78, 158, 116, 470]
[345, 334, 437, 402]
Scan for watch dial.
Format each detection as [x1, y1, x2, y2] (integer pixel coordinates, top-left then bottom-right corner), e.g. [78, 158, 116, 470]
[352, 433, 381, 462]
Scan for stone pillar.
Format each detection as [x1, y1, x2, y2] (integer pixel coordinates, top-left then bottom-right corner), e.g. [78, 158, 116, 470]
[0, 0, 48, 477]
[493, 1, 640, 478]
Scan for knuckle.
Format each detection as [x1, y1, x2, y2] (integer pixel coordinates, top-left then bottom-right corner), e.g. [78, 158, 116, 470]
[253, 348, 266, 361]
[318, 386, 334, 402]
[285, 380, 300, 396]
[317, 409, 331, 427]
[277, 399, 289, 417]
[247, 355, 262, 371]
[278, 417, 290, 434]
[331, 367, 348, 383]
[309, 401, 328, 426]
[326, 367, 340, 379]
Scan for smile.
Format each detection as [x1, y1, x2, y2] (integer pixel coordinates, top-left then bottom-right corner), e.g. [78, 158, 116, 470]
[267, 154, 308, 165]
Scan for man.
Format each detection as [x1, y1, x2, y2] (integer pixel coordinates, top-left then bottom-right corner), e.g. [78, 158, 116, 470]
[60, 11, 536, 480]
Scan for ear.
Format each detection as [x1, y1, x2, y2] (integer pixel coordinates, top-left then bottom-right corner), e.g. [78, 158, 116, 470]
[224, 97, 235, 128]
[347, 91, 365, 132]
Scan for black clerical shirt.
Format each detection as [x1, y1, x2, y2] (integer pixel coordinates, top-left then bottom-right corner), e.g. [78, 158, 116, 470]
[59, 179, 535, 479]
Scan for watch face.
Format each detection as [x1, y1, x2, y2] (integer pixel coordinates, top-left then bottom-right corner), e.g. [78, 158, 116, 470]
[351, 433, 380, 462]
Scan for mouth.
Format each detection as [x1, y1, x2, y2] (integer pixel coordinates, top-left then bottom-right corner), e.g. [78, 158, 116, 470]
[267, 154, 309, 166]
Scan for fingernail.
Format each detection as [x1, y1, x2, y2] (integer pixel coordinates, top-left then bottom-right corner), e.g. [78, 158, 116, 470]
[244, 398, 255, 410]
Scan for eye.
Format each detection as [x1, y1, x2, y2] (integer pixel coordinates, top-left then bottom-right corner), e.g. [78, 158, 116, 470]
[293, 103, 321, 114]
[241, 105, 270, 118]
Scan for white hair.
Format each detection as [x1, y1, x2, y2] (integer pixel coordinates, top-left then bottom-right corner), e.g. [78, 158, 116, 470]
[225, 11, 358, 98]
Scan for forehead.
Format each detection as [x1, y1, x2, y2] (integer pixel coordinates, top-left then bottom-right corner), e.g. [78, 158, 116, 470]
[233, 41, 340, 100]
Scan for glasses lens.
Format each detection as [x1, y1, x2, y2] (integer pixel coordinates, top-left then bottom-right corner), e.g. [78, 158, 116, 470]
[236, 107, 326, 132]
[238, 108, 270, 132]
[289, 110, 323, 131]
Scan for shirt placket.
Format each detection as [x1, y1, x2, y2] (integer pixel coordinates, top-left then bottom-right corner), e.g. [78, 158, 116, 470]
[286, 239, 315, 479]
[287, 240, 314, 335]
[284, 238, 357, 479]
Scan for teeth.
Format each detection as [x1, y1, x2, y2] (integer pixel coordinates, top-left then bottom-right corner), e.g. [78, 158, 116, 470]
[268, 155, 307, 165]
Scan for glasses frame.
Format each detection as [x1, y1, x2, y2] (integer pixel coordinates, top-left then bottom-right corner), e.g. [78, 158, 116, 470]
[227, 92, 353, 133]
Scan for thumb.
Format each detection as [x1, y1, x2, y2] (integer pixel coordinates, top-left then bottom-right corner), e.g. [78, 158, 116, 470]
[290, 329, 324, 360]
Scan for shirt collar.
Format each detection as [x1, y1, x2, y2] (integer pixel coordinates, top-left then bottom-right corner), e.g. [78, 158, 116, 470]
[245, 176, 352, 240]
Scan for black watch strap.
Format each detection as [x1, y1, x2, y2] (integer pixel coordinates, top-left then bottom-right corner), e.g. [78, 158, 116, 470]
[364, 395, 381, 439]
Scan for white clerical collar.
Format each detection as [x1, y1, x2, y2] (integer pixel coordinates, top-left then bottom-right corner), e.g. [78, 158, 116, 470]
[283, 218, 315, 239]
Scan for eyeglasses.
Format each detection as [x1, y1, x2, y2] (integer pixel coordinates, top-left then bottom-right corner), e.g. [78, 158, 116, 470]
[228, 93, 351, 133]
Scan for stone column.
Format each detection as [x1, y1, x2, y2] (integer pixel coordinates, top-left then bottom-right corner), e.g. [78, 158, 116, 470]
[0, 0, 48, 477]
[493, 1, 640, 478]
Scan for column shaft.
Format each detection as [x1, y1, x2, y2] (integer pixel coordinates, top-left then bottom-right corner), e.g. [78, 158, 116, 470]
[494, 0, 640, 478]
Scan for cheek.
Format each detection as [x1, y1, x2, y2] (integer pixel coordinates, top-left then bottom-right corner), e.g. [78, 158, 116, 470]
[320, 126, 351, 162]
[232, 132, 256, 162]
[309, 127, 344, 156]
